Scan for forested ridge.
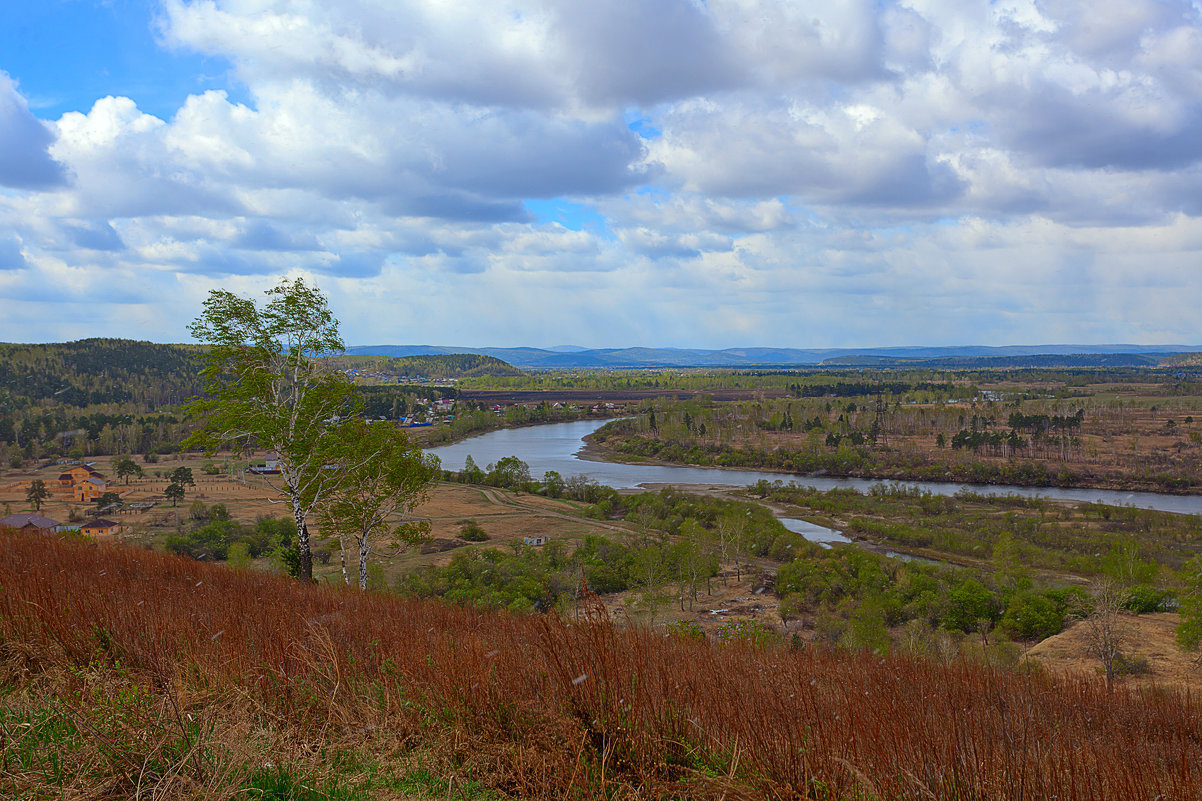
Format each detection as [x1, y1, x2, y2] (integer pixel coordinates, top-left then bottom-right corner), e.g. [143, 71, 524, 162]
[0, 339, 491, 462]
[327, 353, 524, 378]
[0, 338, 204, 409]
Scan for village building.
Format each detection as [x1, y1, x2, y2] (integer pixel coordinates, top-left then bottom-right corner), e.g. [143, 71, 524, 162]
[73, 477, 108, 503]
[0, 513, 62, 535]
[58, 464, 104, 489]
[81, 519, 120, 538]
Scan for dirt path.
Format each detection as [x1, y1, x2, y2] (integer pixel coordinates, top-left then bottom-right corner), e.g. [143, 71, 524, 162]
[472, 487, 636, 536]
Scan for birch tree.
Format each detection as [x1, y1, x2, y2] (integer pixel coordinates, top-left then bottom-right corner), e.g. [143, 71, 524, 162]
[319, 418, 440, 589]
[186, 278, 357, 581]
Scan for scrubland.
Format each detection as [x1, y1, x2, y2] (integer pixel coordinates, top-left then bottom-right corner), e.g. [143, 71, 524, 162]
[3, 530, 1202, 800]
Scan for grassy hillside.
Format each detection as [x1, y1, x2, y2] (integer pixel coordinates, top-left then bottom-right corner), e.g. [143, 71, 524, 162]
[3, 530, 1200, 800]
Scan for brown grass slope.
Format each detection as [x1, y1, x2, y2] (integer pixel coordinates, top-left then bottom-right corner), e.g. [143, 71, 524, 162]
[2, 530, 1201, 800]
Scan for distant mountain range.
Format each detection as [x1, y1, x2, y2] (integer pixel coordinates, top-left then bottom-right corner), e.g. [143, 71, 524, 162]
[345, 344, 1202, 369]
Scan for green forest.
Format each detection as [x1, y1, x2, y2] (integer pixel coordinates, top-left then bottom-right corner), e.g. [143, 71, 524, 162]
[0, 339, 516, 464]
[326, 352, 524, 379]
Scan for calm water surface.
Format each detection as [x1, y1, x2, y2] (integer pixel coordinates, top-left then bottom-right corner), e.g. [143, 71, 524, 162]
[426, 419, 1202, 517]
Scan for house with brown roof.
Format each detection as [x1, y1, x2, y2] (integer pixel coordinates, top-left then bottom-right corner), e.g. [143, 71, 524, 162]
[58, 464, 104, 489]
[81, 519, 120, 538]
[0, 513, 61, 535]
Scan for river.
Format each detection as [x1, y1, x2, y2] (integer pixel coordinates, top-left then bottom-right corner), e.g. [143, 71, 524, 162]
[425, 418, 1202, 517]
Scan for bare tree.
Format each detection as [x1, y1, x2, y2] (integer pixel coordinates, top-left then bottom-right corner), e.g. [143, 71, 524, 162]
[1084, 580, 1126, 689]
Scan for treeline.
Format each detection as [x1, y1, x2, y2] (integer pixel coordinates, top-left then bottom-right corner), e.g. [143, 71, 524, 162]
[0, 341, 480, 463]
[790, 380, 956, 397]
[422, 400, 614, 445]
[591, 394, 1202, 492]
[0, 339, 204, 464]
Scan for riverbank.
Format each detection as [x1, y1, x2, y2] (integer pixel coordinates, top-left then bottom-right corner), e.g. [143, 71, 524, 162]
[583, 432, 1202, 497]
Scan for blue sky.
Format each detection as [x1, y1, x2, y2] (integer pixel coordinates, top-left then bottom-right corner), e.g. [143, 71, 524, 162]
[2, 0, 1202, 348]
[0, 0, 242, 119]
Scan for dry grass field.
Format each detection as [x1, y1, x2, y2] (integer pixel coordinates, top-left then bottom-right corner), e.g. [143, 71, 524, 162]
[6, 531, 1202, 800]
[0, 452, 634, 589]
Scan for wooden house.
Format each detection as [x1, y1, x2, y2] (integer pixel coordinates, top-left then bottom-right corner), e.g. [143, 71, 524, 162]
[58, 464, 103, 489]
[74, 477, 107, 502]
[81, 519, 120, 538]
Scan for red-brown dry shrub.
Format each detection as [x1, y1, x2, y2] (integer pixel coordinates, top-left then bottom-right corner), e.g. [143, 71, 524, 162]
[2, 529, 1200, 799]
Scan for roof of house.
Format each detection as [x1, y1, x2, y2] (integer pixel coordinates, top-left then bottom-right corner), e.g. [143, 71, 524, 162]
[81, 477, 106, 486]
[0, 513, 61, 529]
[83, 519, 119, 529]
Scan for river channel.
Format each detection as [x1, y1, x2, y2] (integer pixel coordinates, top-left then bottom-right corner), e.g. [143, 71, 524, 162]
[425, 418, 1202, 517]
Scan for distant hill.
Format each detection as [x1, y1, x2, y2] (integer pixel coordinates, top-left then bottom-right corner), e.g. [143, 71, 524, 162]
[0, 338, 204, 409]
[346, 343, 1201, 369]
[820, 353, 1174, 369]
[323, 353, 523, 379]
[1161, 353, 1202, 367]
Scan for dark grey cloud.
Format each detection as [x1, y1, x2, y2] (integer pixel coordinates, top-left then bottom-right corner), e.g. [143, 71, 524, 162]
[552, 0, 745, 105]
[0, 73, 67, 190]
[995, 85, 1202, 171]
[389, 193, 531, 223]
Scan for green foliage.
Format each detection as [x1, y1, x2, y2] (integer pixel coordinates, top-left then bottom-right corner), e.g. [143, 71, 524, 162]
[458, 520, 488, 541]
[1177, 556, 1202, 652]
[95, 491, 122, 509]
[165, 516, 294, 562]
[186, 278, 358, 581]
[0, 338, 204, 409]
[227, 541, 252, 569]
[715, 619, 779, 648]
[25, 479, 49, 510]
[169, 466, 195, 487]
[164, 483, 185, 507]
[398, 540, 580, 612]
[485, 455, 531, 489]
[318, 417, 440, 589]
[115, 457, 143, 483]
[1000, 592, 1066, 640]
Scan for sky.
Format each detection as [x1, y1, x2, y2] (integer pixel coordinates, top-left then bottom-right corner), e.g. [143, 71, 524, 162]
[2, 0, 1202, 349]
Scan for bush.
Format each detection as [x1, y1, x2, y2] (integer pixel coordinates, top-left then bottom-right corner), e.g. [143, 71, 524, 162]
[716, 619, 779, 648]
[1124, 584, 1173, 614]
[1113, 653, 1152, 676]
[1000, 592, 1065, 641]
[458, 520, 488, 542]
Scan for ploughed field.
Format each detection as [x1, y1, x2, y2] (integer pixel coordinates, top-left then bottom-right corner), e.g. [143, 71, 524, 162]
[3, 530, 1202, 801]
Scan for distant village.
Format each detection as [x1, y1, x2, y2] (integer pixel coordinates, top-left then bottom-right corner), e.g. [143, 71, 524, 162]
[1, 460, 123, 539]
